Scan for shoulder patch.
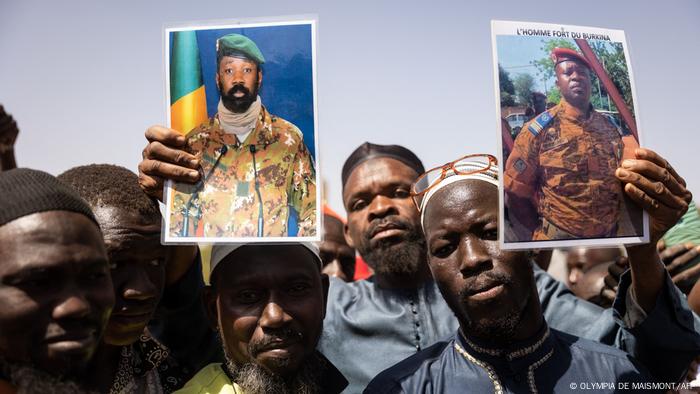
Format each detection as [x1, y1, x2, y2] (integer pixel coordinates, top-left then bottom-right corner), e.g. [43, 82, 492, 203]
[528, 110, 555, 136]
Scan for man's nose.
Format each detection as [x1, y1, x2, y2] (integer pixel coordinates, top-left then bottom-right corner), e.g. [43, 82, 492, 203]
[232, 69, 246, 84]
[458, 237, 491, 275]
[368, 195, 397, 220]
[568, 270, 580, 286]
[259, 301, 292, 329]
[122, 268, 158, 302]
[52, 291, 91, 320]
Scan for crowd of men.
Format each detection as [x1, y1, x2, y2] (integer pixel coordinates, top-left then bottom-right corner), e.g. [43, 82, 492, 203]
[2, 40, 700, 394]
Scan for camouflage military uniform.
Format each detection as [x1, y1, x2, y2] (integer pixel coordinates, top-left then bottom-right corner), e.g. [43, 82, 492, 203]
[504, 98, 639, 240]
[167, 106, 316, 238]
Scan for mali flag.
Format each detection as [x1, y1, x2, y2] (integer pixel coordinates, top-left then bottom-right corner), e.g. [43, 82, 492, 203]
[170, 31, 208, 134]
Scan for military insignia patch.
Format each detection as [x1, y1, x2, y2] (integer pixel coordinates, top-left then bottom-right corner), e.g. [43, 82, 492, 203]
[514, 158, 527, 173]
[528, 110, 554, 136]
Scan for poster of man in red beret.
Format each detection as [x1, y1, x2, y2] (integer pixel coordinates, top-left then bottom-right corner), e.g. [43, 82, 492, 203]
[491, 20, 647, 249]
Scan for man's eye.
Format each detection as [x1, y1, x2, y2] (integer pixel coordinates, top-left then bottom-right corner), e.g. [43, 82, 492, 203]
[288, 283, 311, 295]
[394, 189, 410, 198]
[483, 228, 498, 241]
[244, 68, 252, 73]
[237, 290, 261, 304]
[19, 277, 52, 288]
[351, 200, 366, 212]
[87, 270, 109, 281]
[432, 243, 456, 258]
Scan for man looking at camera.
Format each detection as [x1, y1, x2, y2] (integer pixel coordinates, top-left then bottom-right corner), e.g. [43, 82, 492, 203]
[175, 243, 347, 394]
[140, 33, 316, 238]
[366, 160, 658, 393]
[504, 47, 642, 241]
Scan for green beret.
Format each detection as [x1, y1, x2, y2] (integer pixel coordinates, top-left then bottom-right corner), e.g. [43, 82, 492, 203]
[216, 33, 265, 65]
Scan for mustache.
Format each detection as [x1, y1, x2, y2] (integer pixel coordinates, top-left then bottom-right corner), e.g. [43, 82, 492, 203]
[226, 84, 252, 98]
[248, 327, 303, 357]
[364, 217, 412, 241]
[459, 270, 512, 298]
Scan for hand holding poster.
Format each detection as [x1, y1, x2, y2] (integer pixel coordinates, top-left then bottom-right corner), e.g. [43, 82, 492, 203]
[163, 18, 320, 244]
[491, 20, 648, 249]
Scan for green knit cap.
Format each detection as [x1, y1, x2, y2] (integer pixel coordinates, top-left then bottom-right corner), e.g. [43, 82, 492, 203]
[216, 33, 265, 65]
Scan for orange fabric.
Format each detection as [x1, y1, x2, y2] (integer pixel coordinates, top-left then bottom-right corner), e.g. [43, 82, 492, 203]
[505, 99, 632, 238]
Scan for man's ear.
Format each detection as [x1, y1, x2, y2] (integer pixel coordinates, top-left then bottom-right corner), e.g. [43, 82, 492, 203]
[215, 72, 221, 90]
[202, 285, 220, 330]
[257, 69, 263, 90]
[320, 273, 330, 319]
[343, 223, 356, 249]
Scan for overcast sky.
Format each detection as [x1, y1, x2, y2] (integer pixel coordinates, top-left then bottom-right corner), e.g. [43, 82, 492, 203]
[2, 0, 698, 215]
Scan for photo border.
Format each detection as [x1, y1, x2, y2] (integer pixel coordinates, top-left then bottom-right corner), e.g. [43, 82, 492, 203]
[491, 20, 649, 250]
[162, 15, 321, 244]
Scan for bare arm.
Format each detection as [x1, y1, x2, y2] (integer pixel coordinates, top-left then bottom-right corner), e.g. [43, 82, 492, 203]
[617, 148, 692, 312]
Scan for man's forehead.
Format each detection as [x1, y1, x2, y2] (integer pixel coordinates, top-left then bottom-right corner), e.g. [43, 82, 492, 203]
[219, 55, 257, 67]
[0, 236, 105, 276]
[216, 259, 318, 288]
[215, 245, 319, 276]
[557, 60, 590, 71]
[343, 157, 418, 193]
[93, 205, 159, 228]
[0, 211, 100, 243]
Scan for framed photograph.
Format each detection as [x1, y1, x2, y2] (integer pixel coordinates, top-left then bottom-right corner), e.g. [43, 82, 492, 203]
[162, 17, 320, 243]
[491, 20, 648, 250]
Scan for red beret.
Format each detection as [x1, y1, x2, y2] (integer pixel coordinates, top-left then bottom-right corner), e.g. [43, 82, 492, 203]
[551, 47, 591, 69]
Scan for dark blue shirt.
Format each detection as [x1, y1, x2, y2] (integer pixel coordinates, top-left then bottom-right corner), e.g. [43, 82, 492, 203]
[319, 264, 700, 393]
[365, 325, 652, 394]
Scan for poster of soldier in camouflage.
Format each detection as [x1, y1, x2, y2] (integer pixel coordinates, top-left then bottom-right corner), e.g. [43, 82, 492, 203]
[491, 20, 648, 250]
[162, 18, 320, 243]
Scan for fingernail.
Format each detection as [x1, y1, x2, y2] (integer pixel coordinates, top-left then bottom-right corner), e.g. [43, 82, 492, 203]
[617, 168, 629, 177]
[622, 160, 634, 169]
[695, 246, 700, 253]
[189, 171, 199, 178]
[190, 159, 199, 167]
[177, 136, 186, 144]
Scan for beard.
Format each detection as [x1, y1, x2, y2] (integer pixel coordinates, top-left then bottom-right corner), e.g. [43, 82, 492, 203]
[356, 217, 426, 277]
[220, 81, 259, 113]
[0, 358, 95, 394]
[217, 323, 324, 394]
[223, 351, 324, 394]
[458, 271, 530, 343]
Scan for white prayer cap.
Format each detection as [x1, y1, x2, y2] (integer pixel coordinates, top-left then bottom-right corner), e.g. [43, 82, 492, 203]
[419, 160, 499, 228]
[210, 243, 322, 277]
